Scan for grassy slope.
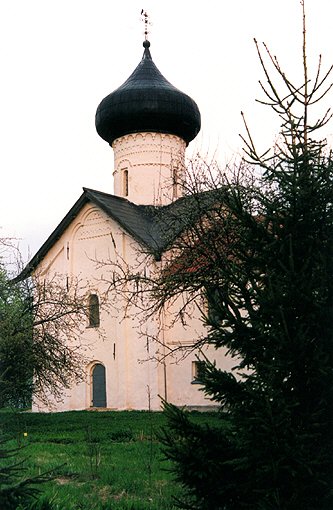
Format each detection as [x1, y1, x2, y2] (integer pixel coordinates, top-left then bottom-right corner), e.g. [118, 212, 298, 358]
[0, 410, 220, 510]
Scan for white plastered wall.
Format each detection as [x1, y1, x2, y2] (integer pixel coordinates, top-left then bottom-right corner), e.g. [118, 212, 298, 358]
[33, 204, 164, 411]
[113, 132, 186, 205]
[32, 202, 233, 412]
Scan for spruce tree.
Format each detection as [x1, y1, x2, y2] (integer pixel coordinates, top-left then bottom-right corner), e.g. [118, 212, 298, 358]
[159, 3, 333, 509]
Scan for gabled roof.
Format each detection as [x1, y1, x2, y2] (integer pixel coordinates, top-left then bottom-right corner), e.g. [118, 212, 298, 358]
[16, 188, 221, 281]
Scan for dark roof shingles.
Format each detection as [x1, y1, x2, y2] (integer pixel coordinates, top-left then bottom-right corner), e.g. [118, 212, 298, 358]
[16, 187, 219, 281]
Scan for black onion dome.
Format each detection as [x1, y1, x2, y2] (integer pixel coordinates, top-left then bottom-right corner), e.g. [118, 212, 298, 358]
[95, 41, 201, 146]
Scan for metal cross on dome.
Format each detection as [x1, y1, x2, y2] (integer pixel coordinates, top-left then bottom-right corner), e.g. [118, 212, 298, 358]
[140, 9, 151, 41]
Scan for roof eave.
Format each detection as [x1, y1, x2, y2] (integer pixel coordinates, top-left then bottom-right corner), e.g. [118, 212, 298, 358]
[14, 192, 89, 282]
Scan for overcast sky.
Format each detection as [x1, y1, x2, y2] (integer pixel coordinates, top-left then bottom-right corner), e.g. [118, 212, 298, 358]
[1, 0, 333, 260]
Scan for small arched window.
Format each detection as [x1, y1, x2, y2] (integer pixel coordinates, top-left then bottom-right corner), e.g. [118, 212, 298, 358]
[172, 167, 178, 199]
[88, 294, 100, 328]
[123, 169, 129, 197]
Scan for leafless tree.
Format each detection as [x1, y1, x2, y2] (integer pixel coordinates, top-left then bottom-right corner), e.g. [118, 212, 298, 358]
[0, 245, 99, 407]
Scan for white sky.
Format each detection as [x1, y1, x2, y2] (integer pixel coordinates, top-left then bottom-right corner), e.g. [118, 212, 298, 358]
[1, 0, 333, 260]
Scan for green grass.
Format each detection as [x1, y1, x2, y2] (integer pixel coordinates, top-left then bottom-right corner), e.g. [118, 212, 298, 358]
[0, 409, 220, 509]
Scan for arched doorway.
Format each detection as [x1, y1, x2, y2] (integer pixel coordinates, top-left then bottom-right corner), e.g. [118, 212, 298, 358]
[92, 363, 107, 407]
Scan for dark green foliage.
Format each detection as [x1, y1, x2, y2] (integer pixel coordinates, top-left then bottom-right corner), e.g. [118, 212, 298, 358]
[0, 430, 46, 510]
[0, 270, 33, 408]
[160, 403, 242, 510]
[159, 7, 333, 509]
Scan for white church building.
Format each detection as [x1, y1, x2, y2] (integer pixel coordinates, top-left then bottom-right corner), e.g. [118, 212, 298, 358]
[21, 38, 233, 412]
